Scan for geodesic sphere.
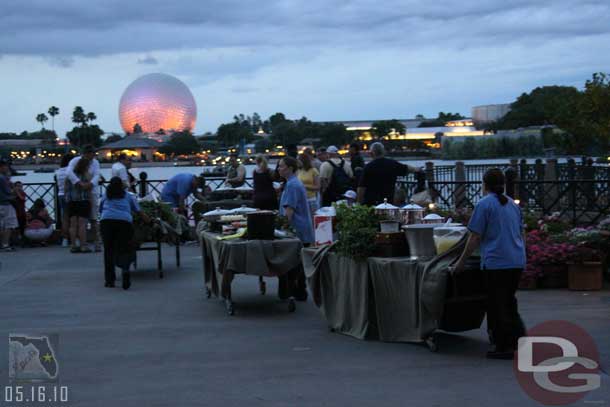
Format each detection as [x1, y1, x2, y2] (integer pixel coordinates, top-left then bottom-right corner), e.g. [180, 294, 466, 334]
[119, 73, 197, 133]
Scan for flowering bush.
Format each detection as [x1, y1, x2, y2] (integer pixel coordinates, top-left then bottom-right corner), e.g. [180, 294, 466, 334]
[537, 212, 571, 237]
[525, 229, 575, 282]
[563, 227, 604, 262]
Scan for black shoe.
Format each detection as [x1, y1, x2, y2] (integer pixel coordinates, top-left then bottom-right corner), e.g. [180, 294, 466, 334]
[486, 349, 515, 360]
[122, 270, 131, 290]
[295, 290, 308, 302]
[104, 282, 115, 288]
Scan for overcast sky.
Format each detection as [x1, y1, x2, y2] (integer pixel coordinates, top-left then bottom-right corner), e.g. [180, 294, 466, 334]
[1, 0, 609, 136]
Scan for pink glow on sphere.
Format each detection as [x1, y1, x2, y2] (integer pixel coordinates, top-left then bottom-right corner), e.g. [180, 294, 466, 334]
[119, 73, 197, 133]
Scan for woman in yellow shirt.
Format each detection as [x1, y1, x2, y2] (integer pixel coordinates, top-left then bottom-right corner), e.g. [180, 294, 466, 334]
[297, 153, 320, 214]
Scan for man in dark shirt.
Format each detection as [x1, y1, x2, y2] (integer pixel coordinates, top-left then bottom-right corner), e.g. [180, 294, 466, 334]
[349, 143, 365, 173]
[357, 142, 421, 206]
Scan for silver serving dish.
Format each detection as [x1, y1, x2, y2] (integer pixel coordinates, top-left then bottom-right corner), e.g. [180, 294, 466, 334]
[375, 199, 400, 222]
[400, 203, 425, 225]
[202, 207, 230, 222]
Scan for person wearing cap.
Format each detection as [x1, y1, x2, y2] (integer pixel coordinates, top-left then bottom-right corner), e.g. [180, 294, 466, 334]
[225, 153, 246, 188]
[319, 145, 354, 207]
[336, 190, 357, 207]
[66, 145, 102, 251]
[357, 142, 421, 206]
[160, 173, 206, 215]
[0, 160, 18, 251]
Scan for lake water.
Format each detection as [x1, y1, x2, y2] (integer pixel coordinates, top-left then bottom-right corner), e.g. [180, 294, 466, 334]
[14, 157, 574, 184]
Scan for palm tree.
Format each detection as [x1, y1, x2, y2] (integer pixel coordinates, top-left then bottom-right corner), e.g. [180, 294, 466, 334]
[72, 106, 86, 127]
[86, 112, 97, 124]
[36, 113, 49, 130]
[48, 106, 60, 132]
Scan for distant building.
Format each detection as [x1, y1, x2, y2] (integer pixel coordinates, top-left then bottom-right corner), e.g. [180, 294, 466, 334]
[471, 104, 511, 124]
[98, 136, 163, 161]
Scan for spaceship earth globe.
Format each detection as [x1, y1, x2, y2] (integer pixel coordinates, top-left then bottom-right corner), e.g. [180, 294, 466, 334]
[119, 73, 197, 134]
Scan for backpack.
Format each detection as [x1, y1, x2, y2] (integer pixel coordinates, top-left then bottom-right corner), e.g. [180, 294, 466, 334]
[322, 159, 352, 206]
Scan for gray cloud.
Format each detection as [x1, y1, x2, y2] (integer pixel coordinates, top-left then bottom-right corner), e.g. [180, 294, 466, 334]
[46, 56, 75, 68]
[0, 0, 608, 58]
[137, 55, 158, 65]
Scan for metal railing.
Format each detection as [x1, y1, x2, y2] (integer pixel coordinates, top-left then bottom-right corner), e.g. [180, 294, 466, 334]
[21, 172, 610, 227]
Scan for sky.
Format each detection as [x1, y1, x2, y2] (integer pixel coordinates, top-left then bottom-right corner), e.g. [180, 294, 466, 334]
[1, 0, 609, 137]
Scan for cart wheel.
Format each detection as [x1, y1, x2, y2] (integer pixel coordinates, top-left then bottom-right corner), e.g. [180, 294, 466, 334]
[259, 281, 266, 295]
[205, 287, 211, 299]
[425, 336, 438, 353]
[225, 299, 234, 316]
[288, 298, 296, 313]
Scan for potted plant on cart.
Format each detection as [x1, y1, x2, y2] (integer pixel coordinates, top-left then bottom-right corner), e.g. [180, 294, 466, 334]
[335, 204, 379, 262]
[565, 227, 605, 291]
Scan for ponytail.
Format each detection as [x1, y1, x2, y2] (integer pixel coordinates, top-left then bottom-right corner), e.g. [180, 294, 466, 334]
[483, 168, 508, 206]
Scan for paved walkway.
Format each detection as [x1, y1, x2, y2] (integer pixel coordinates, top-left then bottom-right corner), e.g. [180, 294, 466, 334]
[1, 245, 609, 407]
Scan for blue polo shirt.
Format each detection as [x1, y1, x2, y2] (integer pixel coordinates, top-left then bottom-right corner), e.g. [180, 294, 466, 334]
[280, 175, 314, 244]
[467, 193, 526, 270]
[160, 174, 195, 207]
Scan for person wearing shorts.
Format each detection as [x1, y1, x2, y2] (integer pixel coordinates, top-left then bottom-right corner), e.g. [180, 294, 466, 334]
[65, 158, 93, 253]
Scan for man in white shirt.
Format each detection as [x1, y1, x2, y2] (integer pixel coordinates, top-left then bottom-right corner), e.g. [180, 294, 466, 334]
[111, 154, 131, 189]
[66, 145, 101, 251]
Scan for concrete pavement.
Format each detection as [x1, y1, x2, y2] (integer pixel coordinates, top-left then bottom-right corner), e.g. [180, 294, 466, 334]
[1, 245, 608, 407]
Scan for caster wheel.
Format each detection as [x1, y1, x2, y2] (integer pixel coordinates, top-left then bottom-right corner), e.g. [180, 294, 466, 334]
[260, 281, 266, 295]
[288, 298, 296, 313]
[425, 337, 438, 352]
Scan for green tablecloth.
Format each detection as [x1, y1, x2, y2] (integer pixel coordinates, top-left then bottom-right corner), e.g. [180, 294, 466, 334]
[302, 240, 469, 343]
[197, 226, 303, 299]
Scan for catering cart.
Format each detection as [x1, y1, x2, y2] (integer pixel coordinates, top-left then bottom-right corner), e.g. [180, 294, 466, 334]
[132, 217, 185, 278]
[302, 237, 487, 352]
[197, 226, 304, 316]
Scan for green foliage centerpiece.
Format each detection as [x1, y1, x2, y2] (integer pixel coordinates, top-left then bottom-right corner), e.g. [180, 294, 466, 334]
[335, 203, 380, 261]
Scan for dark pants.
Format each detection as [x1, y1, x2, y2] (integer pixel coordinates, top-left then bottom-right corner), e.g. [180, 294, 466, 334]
[100, 219, 134, 284]
[486, 268, 526, 350]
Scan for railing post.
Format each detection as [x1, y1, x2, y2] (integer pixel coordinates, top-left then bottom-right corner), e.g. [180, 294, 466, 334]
[544, 158, 559, 213]
[583, 158, 595, 210]
[567, 158, 576, 208]
[519, 159, 528, 205]
[425, 161, 437, 203]
[454, 161, 465, 209]
[139, 171, 148, 198]
[505, 167, 517, 199]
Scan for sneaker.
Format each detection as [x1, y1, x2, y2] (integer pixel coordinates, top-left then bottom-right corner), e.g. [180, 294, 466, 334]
[61, 239, 69, 247]
[80, 247, 92, 253]
[70, 246, 80, 253]
[1, 246, 15, 252]
[486, 348, 515, 360]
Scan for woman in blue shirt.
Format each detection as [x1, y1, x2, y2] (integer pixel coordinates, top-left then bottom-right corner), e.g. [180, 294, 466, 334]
[453, 168, 526, 359]
[100, 177, 147, 289]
